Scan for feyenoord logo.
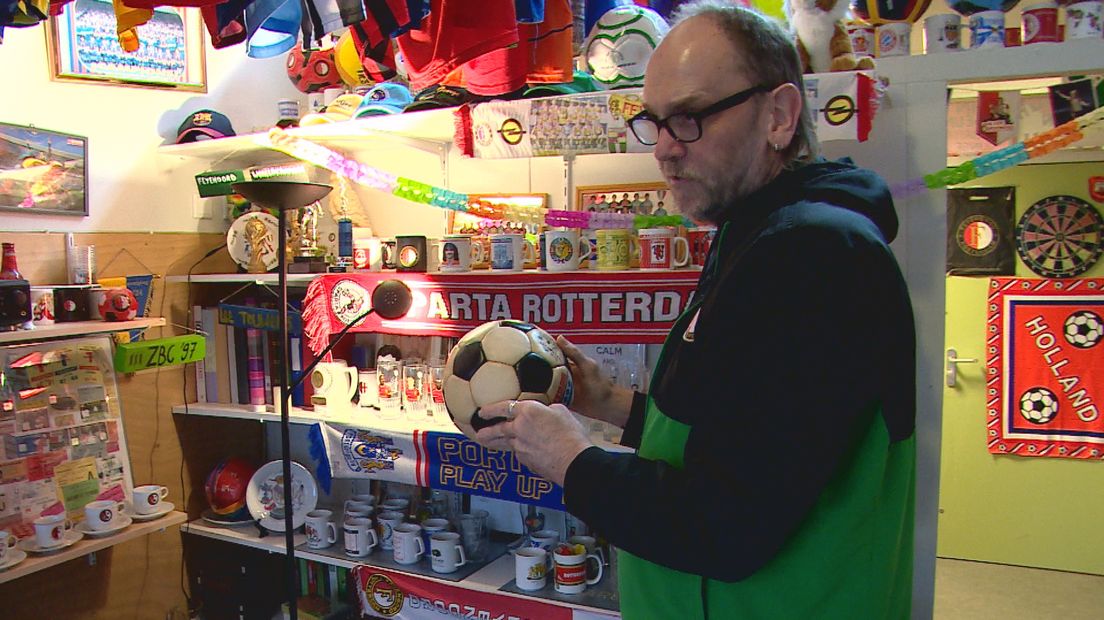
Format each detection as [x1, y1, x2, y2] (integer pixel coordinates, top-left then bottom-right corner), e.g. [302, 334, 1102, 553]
[956, 214, 1000, 256]
[365, 573, 404, 616]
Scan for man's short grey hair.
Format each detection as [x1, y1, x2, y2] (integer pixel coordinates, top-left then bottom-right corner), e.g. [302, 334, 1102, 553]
[669, 0, 820, 166]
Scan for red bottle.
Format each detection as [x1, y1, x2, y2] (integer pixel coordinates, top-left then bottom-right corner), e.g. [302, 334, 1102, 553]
[0, 243, 22, 280]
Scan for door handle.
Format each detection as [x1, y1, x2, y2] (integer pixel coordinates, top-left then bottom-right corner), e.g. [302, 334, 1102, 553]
[946, 348, 978, 388]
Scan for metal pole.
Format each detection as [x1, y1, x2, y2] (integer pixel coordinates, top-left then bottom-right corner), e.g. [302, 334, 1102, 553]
[278, 208, 298, 620]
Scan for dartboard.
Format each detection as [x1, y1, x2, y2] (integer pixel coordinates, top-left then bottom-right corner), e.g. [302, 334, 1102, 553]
[1015, 195, 1103, 278]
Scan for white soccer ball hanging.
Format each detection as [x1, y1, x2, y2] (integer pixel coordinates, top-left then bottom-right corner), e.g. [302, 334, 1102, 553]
[1019, 387, 1058, 425]
[584, 5, 670, 90]
[442, 320, 573, 440]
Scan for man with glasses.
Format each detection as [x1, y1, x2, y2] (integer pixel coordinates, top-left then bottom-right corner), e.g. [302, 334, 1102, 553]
[475, 2, 916, 618]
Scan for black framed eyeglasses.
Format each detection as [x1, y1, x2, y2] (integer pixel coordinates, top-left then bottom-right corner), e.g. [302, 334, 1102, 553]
[628, 84, 776, 146]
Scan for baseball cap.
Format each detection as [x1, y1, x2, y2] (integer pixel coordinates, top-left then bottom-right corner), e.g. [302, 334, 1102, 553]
[524, 70, 601, 99]
[299, 94, 364, 125]
[176, 110, 236, 143]
[354, 83, 414, 117]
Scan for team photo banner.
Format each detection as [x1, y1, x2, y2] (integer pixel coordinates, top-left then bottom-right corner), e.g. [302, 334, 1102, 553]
[987, 278, 1104, 459]
[302, 271, 699, 355]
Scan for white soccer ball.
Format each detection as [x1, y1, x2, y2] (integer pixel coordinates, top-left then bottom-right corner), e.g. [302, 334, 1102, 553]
[584, 6, 670, 90]
[1064, 310, 1102, 349]
[442, 320, 573, 439]
[1019, 387, 1058, 424]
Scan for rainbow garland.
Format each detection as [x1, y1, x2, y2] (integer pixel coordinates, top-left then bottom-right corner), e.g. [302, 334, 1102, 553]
[892, 106, 1104, 198]
[259, 128, 683, 229]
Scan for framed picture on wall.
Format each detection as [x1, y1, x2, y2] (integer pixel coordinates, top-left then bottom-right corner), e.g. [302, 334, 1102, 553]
[45, 0, 207, 92]
[575, 182, 672, 215]
[0, 123, 88, 216]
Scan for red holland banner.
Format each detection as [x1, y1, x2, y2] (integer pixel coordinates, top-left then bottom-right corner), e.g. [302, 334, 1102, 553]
[353, 566, 572, 619]
[987, 278, 1104, 459]
[302, 271, 699, 355]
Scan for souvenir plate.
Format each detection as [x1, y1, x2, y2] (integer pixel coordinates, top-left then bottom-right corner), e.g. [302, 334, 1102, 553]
[226, 210, 280, 272]
[245, 460, 318, 532]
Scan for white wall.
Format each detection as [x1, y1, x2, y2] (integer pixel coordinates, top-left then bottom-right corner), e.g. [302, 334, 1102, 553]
[0, 24, 304, 233]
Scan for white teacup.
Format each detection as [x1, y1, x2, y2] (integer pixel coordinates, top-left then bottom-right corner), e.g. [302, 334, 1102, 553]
[132, 485, 169, 515]
[0, 530, 18, 561]
[84, 500, 127, 531]
[34, 514, 72, 547]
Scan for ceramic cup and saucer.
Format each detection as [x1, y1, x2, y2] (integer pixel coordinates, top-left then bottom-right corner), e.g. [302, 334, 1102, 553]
[0, 548, 27, 570]
[128, 501, 175, 523]
[19, 529, 83, 554]
[76, 513, 133, 538]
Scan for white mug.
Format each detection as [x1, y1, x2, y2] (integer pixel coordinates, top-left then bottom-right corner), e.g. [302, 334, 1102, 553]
[392, 523, 425, 564]
[305, 509, 338, 550]
[380, 498, 409, 514]
[343, 517, 379, 557]
[358, 370, 378, 409]
[0, 530, 19, 562]
[420, 517, 450, 550]
[515, 547, 547, 591]
[553, 548, 604, 594]
[1065, 1, 1103, 39]
[345, 500, 373, 518]
[349, 493, 376, 506]
[84, 499, 127, 531]
[132, 485, 169, 515]
[489, 233, 536, 272]
[34, 514, 72, 547]
[875, 22, 911, 57]
[430, 531, 467, 573]
[353, 236, 383, 272]
[543, 229, 593, 272]
[969, 11, 1006, 49]
[528, 528, 560, 567]
[568, 535, 605, 580]
[924, 13, 962, 53]
[439, 235, 484, 273]
[637, 228, 690, 270]
[376, 510, 405, 550]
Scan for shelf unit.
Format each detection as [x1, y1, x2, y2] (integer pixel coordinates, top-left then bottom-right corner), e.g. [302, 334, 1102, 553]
[0, 317, 166, 345]
[0, 512, 186, 585]
[181, 520, 616, 615]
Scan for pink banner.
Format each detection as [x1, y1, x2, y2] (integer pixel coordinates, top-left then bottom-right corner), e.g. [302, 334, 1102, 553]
[987, 277, 1104, 459]
[354, 566, 573, 619]
[302, 271, 699, 355]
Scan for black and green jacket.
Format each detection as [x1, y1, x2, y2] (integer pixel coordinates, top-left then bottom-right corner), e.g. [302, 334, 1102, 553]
[564, 159, 917, 619]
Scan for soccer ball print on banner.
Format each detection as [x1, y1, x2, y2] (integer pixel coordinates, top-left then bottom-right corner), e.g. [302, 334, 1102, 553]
[986, 278, 1104, 459]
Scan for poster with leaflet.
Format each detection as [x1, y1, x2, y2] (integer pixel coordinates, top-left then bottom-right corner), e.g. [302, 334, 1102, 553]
[0, 336, 134, 535]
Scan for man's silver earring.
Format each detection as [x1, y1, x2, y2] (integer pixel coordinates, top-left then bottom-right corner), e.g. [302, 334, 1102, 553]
[772, 143, 783, 152]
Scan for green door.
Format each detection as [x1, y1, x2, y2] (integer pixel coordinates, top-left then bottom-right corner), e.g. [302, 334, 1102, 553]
[938, 163, 1104, 575]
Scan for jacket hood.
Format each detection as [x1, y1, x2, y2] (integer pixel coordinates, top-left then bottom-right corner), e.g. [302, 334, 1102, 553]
[721, 158, 899, 243]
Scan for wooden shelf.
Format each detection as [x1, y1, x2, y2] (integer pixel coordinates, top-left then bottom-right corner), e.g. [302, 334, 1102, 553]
[0, 511, 186, 584]
[0, 317, 166, 345]
[171, 402, 459, 434]
[875, 38, 1104, 86]
[164, 273, 318, 285]
[181, 520, 617, 615]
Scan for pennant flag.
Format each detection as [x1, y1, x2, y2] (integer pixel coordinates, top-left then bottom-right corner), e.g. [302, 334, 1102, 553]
[803, 71, 877, 142]
[976, 91, 1020, 146]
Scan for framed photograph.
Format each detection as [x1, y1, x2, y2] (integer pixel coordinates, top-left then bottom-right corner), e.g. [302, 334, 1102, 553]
[0, 123, 88, 216]
[575, 182, 673, 216]
[45, 0, 207, 92]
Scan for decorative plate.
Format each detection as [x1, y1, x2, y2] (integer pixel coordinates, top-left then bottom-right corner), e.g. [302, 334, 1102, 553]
[1015, 195, 1103, 278]
[245, 460, 318, 532]
[226, 211, 281, 272]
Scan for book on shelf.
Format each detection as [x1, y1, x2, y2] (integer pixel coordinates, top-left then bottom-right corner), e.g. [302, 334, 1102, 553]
[193, 305, 207, 403]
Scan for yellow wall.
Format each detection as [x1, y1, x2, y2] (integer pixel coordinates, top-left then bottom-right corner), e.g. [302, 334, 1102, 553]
[940, 162, 1104, 574]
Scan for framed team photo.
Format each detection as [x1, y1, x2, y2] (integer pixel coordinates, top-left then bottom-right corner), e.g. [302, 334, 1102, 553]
[575, 182, 673, 216]
[45, 0, 207, 92]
